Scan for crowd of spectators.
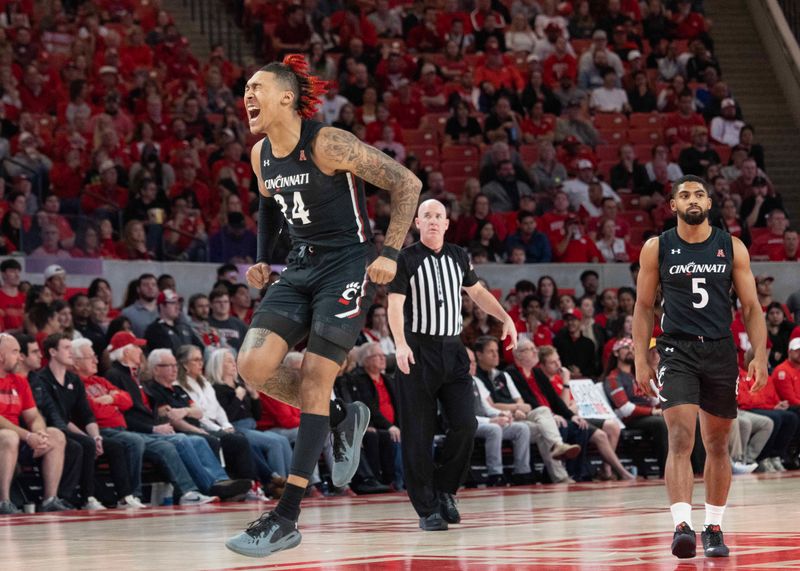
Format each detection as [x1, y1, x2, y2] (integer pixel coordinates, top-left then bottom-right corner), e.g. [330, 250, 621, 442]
[0, 0, 794, 265]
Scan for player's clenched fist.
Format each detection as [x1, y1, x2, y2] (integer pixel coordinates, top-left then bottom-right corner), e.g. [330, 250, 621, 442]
[246, 263, 271, 289]
[367, 256, 397, 284]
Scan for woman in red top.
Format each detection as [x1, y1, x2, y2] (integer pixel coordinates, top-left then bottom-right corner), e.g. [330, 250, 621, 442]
[116, 219, 154, 260]
[454, 193, 508, 245]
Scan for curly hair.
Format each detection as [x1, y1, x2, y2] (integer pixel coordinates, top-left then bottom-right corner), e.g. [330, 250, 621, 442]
[260, 54, 327, 119]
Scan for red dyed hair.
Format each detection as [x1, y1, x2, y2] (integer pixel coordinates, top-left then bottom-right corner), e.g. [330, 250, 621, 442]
[280, 54, 328, 119]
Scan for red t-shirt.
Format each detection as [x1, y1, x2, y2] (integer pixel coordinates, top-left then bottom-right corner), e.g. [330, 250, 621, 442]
[664, 112, 706, 145]
[0, 373, 36, 426]
[750, 233, 785, 261]
[373, 376, 395, 425]
[557, 236, 605, 263]
[0, 288, 26, 331]
[772, 360, 800, 407]
[82, 374, 134, 429]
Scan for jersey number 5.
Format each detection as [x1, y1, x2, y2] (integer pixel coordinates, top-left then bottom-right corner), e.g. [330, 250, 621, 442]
[692, 277, 709, 309]
[274, 192, 311, 225]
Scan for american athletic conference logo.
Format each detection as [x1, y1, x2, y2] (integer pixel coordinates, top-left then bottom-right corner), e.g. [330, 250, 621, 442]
[335, 281, 365, 319]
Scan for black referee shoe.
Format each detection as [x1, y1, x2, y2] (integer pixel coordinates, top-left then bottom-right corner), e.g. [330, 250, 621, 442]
[438, 492, 460, 524]
[419, 512, 448, 531]
[701, 525, 730, 558]
[671, 522, 697, 559]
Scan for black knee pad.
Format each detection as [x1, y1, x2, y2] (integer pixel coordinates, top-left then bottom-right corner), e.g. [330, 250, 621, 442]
[249, 311, 308, 349]
[306, 320, 352, 364]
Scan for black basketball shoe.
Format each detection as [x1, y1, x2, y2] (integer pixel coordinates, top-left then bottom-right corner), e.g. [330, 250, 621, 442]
[438, 492, 460, 524]
[701, 524, 730, 557]
[671, 522, 697, 559]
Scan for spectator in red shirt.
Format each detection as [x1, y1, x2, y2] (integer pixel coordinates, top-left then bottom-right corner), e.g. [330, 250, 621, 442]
[0, 334, 72, 513]
[552, 216, 604, 263]
[474, 45, 525, 93]
[772, 338, 800, 407]
[664, 89, 706, 145]
[0, 259, 25, 331]
[454, 193, 508, 245]
[346, 343, 400, 486]
[470, 0, 506, 30]
[750, 210, 790, 260]
[272, 6, 312, 58]
[388, 80, 426, 129]
[121, 26, 154, 71]
[407, 7, 444, 53]
[543, 36, 577, 89]
[538, 190, 572, 243]
[772, 229, 799, 262]
[672, 0, 709, 41]
[415, 63, 447, 111]
[81, 159, 129, 216]
[116, 219, 154, 261]
[19, 65, 57, 115]
[330, 3, 378, 49]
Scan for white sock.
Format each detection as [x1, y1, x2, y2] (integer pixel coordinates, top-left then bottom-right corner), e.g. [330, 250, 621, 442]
[704, 503, 726, 527]
[670, 502, 693, 529]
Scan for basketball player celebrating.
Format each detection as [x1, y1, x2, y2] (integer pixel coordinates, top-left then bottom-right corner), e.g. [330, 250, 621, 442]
[225, 55, 421, 558]
[633, 175, 767, 559]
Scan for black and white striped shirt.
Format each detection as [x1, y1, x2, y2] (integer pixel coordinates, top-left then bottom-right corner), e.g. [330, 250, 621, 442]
[388, 241, 479, 337]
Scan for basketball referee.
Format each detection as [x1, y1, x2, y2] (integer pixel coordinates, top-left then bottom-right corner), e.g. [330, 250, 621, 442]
[387, 199, 518, 531]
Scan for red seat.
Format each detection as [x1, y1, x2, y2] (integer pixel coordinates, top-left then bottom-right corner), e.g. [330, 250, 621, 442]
[629, 113, 663, 130]
[671, 142, 690, 159]
[600, 129, 627, 145]
[597, 160, 616, 181]
[628, 128, 662, 145]
[594, 113, 628, 130]
[441, 145, 481, 162]
[619, 194, 643, 211]
[621, 210, 653, 227]
[519, 144, 539, 164]
[633, 144, 654, 160]
[407, 145, 440, 170]
[628, 225, 654, 245]
[447, 176, 470, 195]
[420, 112, 451, 134]
[403, 128, 439, 146]
[596, 145, 620, 162]
[441, 161, 480, 178]
[572, 39, 592, 55]
[713, 144, 732, 165]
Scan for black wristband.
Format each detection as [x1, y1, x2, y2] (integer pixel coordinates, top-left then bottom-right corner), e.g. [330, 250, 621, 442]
[380, 245, 400, 261]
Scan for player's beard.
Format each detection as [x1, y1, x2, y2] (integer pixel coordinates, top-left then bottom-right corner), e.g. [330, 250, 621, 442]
[677, 206, 708, 225]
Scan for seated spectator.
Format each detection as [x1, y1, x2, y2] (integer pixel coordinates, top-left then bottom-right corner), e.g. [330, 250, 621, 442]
[542, 36, 577, 89]
[610, 144, 650, 194]
[589, 68, 630, 113]
[0, 259, 26, 331]
[750, 209, 790, 260]
[730, 158, 774, 201]
[163, 196, 208, 262]
[738, 124, 766, 170]
[520, 101, 556, 143]
[454, 193, 508, 245]
[729, 408, 774, 474]
[368, 0, 403, 38]
[145, 289, 203, 354]
[719, 197, 751, 245]
[554, 98, 601, 148]
[474, 43, 524, 93]
[601, 340, 666, 470]
[81, 160, 129, 216]
[388, 80, 426, 130]
[345, 343, 402, 486]
[116, 220, 155, 261]
[416, 63, 447, 112]
[738, 350, 800, 472]
[766, 302, 796, 368]
[407, 7, 444, 53]
[483, 96, 524, 147]
[627, 70, 657, 113]
[569, 1, 596, 39]
[207, 289, 248, 352]
[207, 348, 290, 497]
[230, 284, 254, 326]
[686, 37, 721, 82]
[530, 141, 568, 194]
[505, 211, 551, 263]
[553, 310, 598, 379]
[374, 124, 406, 163]
[419, 171, 459, 210]
[678, 126, 721, 176]
[564, 160, 621, 212]
[771, 229, 799, 262]
[481, 160, 534, 213]
[469, 219, 505, 262]
[710, 98, 745, 147]
[479, 142, 534, 186]
[71, 295, 105, 356]
[595, 218, 630, 263]
[444, 100, 483, 147]
[209, 212, 257, 264]
[505, 12, 537, 53]
[773, 338, 800, 412]
[474, 14, 507, 53]
[720, 145, 750, 182]
[462, 305, 505, 349]
[357, 304, 396, 363]
[31, 224, 71, 258]
[645, 144, 684, 183]
[664, 89, 706, 145]
[741, 181, 785, 229]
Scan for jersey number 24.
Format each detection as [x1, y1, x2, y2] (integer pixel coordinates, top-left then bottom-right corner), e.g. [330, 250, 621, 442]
[274, 192, 311, 225]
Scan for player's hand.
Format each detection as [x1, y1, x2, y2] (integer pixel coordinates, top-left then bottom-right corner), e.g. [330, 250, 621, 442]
[246, 262, 271, 289]
[395, 343, 415, 374]
[635, 359, 658, 398]
[367, 256, 397, 284]
[500, 317, 518, 350]
[747, 356, 768, 393]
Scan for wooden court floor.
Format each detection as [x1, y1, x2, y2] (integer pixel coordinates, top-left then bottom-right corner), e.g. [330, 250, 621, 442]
[2, 472, 799, 571]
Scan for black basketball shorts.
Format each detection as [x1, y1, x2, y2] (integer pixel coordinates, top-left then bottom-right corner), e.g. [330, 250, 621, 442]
[251, 242, 376, 364]
[655, 334, 740, 419]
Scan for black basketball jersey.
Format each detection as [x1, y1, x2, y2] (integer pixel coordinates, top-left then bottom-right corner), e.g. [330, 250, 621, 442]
[658, 226, 734, 339]
[259, 119, 371, 248]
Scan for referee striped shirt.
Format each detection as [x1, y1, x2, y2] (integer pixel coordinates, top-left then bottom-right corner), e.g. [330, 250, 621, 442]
[388, 241, 479, 337]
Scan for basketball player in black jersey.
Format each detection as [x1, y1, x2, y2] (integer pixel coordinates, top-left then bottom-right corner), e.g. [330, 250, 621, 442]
[633, 175, 768, 559]
[225, 55, 421, 558]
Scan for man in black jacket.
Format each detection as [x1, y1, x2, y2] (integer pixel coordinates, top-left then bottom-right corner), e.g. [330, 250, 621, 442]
[104, 331, 249, 502]
[30, 333, 132, 509]
[554, 309, 600, 379]
[346, 342, 401, 487]
[70, 294, 106, 358]
[144, 289, 204, 354]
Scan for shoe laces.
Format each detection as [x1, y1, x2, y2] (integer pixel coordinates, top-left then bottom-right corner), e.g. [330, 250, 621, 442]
[705, 525, 723, 546]
[332, 429, 345, 462]
[245, 511, 279, 538]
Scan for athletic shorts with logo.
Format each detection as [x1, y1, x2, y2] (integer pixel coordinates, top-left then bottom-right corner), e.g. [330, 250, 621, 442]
[251, 242, 375, 362]
[655, 335, 740, 419]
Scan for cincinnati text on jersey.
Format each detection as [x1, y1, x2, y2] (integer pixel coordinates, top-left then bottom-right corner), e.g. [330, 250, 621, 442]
[264, 173, 311, 191]
[667, 262, 728, 275]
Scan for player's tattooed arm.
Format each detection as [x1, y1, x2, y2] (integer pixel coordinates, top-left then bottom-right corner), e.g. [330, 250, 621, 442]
[314, 127, 422, 249]
[239, 328, 301, 407]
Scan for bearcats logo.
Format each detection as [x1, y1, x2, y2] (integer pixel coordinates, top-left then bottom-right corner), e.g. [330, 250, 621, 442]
[338, 282, 362, 305]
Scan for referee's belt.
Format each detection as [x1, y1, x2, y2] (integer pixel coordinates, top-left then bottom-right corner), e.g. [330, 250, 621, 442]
[661, 332, 732, 343]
